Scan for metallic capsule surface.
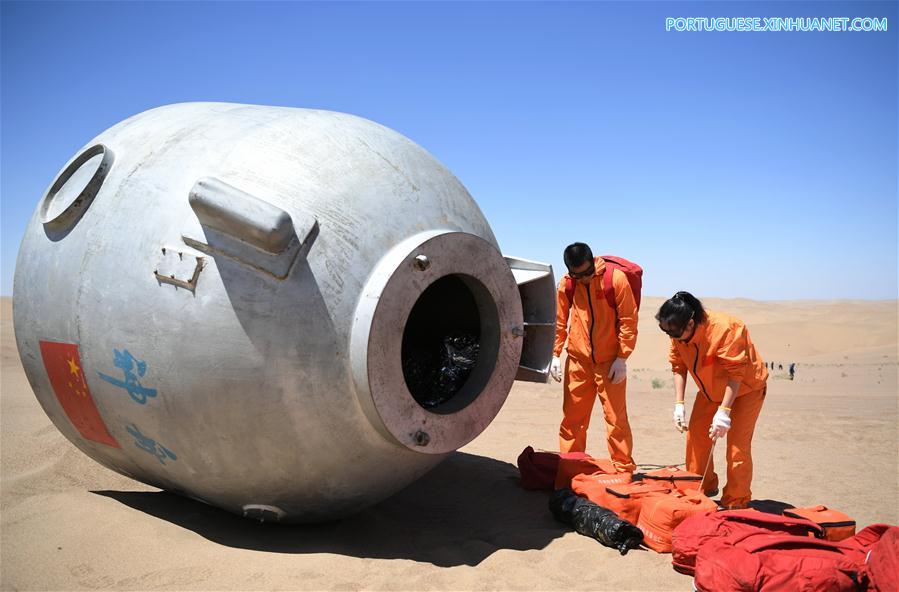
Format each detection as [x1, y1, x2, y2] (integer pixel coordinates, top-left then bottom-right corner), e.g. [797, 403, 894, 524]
[13, 103, 555, 523]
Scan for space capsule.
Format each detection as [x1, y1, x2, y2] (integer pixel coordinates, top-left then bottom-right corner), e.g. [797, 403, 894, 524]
[13, 103, 555, 522]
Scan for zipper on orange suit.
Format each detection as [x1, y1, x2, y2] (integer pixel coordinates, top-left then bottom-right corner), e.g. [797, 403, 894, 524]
[585, 283, 596, 364]
[693, 343, 713, 402]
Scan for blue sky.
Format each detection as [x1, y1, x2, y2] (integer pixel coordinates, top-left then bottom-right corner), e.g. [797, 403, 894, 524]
[2, 1, 896, 299]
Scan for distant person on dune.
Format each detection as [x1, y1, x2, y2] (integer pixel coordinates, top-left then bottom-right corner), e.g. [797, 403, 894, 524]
[656, 291, 769, 509]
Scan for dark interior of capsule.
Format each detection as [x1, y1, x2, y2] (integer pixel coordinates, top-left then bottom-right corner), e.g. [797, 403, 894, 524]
[401, 275, 486, 413]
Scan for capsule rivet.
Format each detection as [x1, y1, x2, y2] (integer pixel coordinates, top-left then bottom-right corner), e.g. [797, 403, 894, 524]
[413, 255, 430, 271]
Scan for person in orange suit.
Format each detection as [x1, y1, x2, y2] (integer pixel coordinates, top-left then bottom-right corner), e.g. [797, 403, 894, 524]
[550, 242, 638, 472]
[656, 291, 768, 509]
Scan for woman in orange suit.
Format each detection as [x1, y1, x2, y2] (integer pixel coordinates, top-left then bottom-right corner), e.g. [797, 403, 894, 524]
[656, 292, 768, 509]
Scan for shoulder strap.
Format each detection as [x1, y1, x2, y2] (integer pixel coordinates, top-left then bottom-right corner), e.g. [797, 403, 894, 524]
[847, 523, 893, 548]
[721, 511, 824, 537]
[601, 258, 617, 311]
[564, 276, 575, 310]
[741, 534, 863, 555]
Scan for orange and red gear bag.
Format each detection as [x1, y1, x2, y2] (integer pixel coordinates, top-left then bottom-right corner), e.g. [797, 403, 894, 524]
[596, 480, 672, 525]
[570, 471, 633, 503]
[671, 509, 824, 575]
[783, 505, 857, 541]
[554, 454, 617, 490]
[639, 466, 704, 493]
[693, 524, 893, 592]
[636, 490, 717, 553]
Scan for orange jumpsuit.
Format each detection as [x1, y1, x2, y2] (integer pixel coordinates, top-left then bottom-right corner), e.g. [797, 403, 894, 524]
[668, 311, 768, 508]
[554, 258, 638, 472]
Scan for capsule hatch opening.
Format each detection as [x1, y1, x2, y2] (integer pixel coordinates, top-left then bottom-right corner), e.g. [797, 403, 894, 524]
[401, 274, 499, 415]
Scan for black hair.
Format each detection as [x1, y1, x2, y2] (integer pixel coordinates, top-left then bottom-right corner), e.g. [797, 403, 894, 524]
[655, 291, 707, 332]
[563, 242, 593, 270]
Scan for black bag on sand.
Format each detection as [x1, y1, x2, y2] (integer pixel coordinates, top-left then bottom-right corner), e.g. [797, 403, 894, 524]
[549, 488, 644, 555]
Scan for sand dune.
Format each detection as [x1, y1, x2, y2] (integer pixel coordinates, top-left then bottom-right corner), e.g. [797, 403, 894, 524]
[630, 297, 897, 369]
[2, 296, 896, 590]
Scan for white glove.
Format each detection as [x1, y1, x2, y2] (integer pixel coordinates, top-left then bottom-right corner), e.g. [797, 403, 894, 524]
[608, 357, 627, 384]
[550, 356, 562, 382]
[673, 403, 686, 432]
[709, 408, 732, 440]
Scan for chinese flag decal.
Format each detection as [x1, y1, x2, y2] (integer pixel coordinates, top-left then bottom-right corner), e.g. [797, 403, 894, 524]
[39, 341, 120, 448]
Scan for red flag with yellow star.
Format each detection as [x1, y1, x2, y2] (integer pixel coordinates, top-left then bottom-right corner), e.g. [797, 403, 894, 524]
[39, 340, 119, 448]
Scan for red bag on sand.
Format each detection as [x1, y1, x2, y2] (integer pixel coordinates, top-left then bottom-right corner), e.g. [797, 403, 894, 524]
[639, 466, 703, 493]
[570, 471, 633, 504]
[636, 490, 717, 553]
[516, 446, 560, 490]
[864, 525, 899, 592]
[594, 480, 671, 525]
[671, 509, 825, 575]
[783, 505, 857, 541]
[693, 526, 886, 592]
[554, 454, 617, 490]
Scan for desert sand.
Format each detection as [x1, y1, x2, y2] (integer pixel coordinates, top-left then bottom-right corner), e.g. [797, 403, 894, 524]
[2, 296, 896, 591]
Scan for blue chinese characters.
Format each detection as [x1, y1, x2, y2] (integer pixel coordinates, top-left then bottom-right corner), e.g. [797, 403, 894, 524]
[98, 349, 158, 404]
[126, 424, 177, 465]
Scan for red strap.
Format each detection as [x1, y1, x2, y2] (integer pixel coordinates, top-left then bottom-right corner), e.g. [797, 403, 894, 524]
[565, 276, 574, 307]
[742, 534, 863, 554]
[601, 259, 617, 310]
[849, 523, 893, 548]
[720, 511, 824, 537]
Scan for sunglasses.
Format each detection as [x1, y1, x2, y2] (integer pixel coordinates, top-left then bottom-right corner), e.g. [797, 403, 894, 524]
[660, 313, 695, 340]
[659, 324, 686, 339]
[568, 262, 595, 279]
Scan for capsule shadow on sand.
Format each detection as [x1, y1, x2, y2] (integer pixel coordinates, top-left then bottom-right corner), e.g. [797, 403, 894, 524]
[93, 451, 563, 567]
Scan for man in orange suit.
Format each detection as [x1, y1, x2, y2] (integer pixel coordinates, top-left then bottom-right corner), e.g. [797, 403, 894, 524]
[550, 242, 638, 472]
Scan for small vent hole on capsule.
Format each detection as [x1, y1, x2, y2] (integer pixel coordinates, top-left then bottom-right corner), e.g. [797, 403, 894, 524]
[241, 504, 286, 523]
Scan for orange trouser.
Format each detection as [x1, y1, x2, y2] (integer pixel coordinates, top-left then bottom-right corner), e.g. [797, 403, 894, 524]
[559, 356, 636, 472]
[685, 387, 766, 508]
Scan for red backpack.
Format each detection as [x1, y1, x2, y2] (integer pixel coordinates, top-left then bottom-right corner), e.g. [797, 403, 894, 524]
[564, 256, 643, 313]
[693, 524, 891, 592]
[516, 446, 560, 490]
[671, 509, 825, 575]
[864, 525, 899, 592]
